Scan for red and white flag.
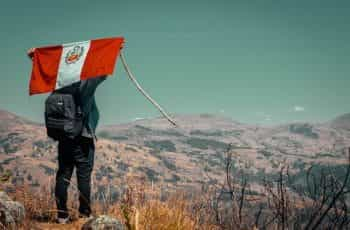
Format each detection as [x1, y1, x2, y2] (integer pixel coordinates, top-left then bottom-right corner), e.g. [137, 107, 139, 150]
[29, 37, 124, 95]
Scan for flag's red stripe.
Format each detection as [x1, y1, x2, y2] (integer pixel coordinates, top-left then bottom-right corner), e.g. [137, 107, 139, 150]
[80, 37, 124, 80]
[29, 46, 62, 95]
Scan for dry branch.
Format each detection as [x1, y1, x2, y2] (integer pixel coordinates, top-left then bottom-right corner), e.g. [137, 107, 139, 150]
[119, 51, 177, 127]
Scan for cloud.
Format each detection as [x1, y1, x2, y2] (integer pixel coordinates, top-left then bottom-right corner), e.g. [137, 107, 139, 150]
[256, 111, 272, 122]
[264, 116, 272, 121]
[133, 117, 145, 121]
[294, 106, 305, 112]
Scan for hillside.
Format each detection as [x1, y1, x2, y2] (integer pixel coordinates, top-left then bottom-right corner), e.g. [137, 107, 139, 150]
[1, 110, 350, 197]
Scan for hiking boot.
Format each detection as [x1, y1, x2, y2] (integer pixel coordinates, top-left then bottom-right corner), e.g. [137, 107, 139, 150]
[57, 217, 70, 224]
[79, 213, 91, 218]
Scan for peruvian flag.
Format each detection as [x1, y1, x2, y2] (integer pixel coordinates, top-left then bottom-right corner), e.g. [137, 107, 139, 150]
[29, 37, 124, 95]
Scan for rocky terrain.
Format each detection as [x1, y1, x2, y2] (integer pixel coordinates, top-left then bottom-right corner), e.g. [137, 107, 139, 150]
[1, 109, 350, 198]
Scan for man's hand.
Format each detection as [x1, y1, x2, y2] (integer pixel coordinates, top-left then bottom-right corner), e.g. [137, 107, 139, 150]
[27, 48, 35, 59]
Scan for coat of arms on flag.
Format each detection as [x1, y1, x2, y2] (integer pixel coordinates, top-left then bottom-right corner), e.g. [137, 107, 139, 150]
[65, 45, 84, 64]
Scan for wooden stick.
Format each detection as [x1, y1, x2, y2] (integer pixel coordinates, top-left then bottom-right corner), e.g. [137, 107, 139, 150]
[119, 51, 177, 127]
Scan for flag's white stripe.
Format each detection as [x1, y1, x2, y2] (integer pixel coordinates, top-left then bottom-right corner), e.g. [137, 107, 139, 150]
[55, 40, 91, 90]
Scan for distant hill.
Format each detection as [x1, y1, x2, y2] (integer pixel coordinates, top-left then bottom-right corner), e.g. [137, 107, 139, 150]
[1, 110, 350, 197]
[0, 110, 40, 131]
[330, 113, 350, 131]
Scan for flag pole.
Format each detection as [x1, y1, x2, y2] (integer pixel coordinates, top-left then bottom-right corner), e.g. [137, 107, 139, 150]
[119, 51, 177, 127]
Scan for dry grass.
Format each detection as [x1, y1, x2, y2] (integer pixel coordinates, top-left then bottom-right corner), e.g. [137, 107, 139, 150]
[136, 199, 196, 229]
[116, 177, 207, 230]
[1, 176, 216, 230]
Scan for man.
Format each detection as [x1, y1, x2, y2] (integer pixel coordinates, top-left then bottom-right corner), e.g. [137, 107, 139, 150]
[27, 48, 106, 223]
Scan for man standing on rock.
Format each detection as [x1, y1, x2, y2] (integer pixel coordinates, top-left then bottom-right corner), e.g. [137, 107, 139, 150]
[27, 48, 106, 224]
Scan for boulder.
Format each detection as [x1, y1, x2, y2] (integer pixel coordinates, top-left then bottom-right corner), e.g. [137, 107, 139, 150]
[0, 191, 25, 229]
[81, 215, 125, 230]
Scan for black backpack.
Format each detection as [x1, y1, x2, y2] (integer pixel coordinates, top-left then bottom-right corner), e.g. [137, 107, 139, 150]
[44, 83, 84, 141]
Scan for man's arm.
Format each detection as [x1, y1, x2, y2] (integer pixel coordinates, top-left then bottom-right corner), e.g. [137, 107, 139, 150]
[79, 76, 107, 118]
[79, 76, 107, 100]
[79, 76, 107, 137]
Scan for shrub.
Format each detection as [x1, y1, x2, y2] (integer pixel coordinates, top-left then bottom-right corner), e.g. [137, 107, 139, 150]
[39, 164, 55, 176]
[190, 130, 223, 136]
[138, 167, 159, 182]
[33, 140, 47, 149]
[259, 150, 273, 158]
[125, 146, 138, 152]
[97, 131, 128, 140]
[289, 124, 319, 139]
[144, 140, 176, 152]
[162, 159, 177, 171]
[117, 162, 130, 171]
[2, 157, 16, 165]
[185, 137, 228, 150]
[159, 129, 184, 137]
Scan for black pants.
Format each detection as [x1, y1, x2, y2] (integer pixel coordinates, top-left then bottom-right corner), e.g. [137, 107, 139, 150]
[55, 136, 95, 218]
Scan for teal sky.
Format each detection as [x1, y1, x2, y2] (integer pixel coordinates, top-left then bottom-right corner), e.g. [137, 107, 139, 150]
[0, 0, 349, 125]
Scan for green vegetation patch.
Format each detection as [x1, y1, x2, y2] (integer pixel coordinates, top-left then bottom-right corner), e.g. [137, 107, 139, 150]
[190, 130, 223, 137]
[135, 125, 152, 132]
[0, 133, 25, 154]
[1, 157, 16, 165]
[158, 129, 184, 137]
[259, 150, 273, 158]
[145, 140, 176, 152]
[97, 131, 128, 141]
[138, 166, 159, 182]
[125, 146, 138, 152]
[33, 140, 48, 149]
[165, 174, 181, 183]
[315, 152, 336, 158]
[39, 164, 55, 175]
[289, 124, 319, 139]
[184, 137, 228, 150]
[162, 158, 177, 171]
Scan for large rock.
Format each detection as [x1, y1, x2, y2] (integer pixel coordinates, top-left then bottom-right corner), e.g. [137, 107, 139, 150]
[0, 191, 25, 229]
[81, 215, 125, 230]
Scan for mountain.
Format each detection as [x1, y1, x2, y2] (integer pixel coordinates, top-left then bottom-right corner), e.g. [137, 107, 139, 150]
[1, 110, 350, 197]
[330, 113, 350, 131]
